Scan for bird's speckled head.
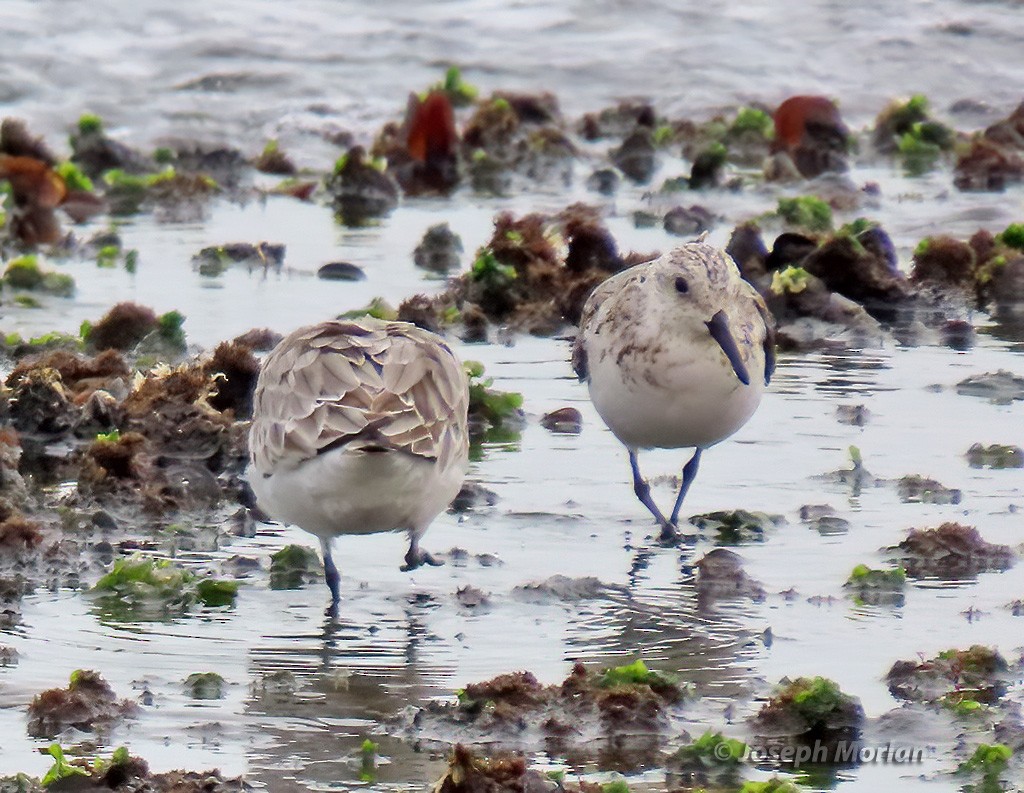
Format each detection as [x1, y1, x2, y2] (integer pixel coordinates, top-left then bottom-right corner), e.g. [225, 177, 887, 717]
[646, 241, 740, 323]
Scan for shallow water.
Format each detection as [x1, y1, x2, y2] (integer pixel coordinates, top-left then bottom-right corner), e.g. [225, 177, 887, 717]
[2, 2, 1024, 791]
[4, 0, 1024, 156]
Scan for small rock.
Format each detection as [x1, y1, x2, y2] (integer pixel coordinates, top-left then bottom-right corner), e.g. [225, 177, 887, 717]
[726, 222, 769, 281]
[611, 128, 656, 183]
[801, 234, 909, 306]
[253, 142, 295, 175]
[269, 544, 322, 590]
[184, 672, 226, 700]
[539, 407, 583, 434]
[222, 554, 261, 577]
[836, 404, 870, 426]
[90, 510, 118, 531]
[229, 507, 257, 538]
[317, 261, 367, 281]
[954, 137, 1024, 191]
[966, 442, 1024, 469]
[890, 522, 1015, 578]
[688, 144, 728, 189]
[844, 564, 906, 607]
[663, 205, 714, 236]
[431, 744, 556, 793]
[512, 575, 624, 602]
[324, 145, 399, 222]
[910, 236, 976, 286]
[689, 510, 785, 544]
[896, 474, 961, 504]
[986, 254, 1024, 305]
[585, 168, 620, 195]
[798, 504, 851, 535]
[956, 370, 1024, 403]
[799, 504, 836, 521]
[27, 670, 138, 737]
[771, 95, 850, 179]
[233, 327, 283, 351]
[633, 209, 660, 228]
[70, 125, 152, 178]
[85, 301, 159, 351]
[887, 645, 1010, 704]
[941, 319, 975, 350]
[695, 548, 765, 602]
[455, 586, 490, 609]
[449, 482, 499, 513]
[413, 223, 463, 272]
[751, 675, 864, 743]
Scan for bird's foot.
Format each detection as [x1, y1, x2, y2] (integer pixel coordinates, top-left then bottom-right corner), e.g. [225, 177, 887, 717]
[656, 521, 685, 547]
[401, 547, 444, 572]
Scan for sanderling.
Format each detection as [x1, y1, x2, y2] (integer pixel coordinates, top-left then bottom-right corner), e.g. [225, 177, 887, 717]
[248, 318, 469, 604]
[572, 238, 775, 541]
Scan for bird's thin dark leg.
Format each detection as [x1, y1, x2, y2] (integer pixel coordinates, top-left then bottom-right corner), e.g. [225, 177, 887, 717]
[321, 537, 341, 608]
[401, 533, 443, 571]
[629, 450, 675, 539]
[669, 448, 703, 527]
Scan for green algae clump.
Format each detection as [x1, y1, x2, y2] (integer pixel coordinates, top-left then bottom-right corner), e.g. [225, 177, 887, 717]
[465, 360, 525, 443]
[195, 578, 239, 607]
[776, 196, 833, 232]
[730, 107, 774, 139]
[94, 555, 192, 599]
[55, 161, 94, 192]
[996, 222, 1024, 251]
[958, 742, 1012, 783]
[77, 113, 104, 135]
[470, 248, 517, 289]
[671, 730, 746, 768]
[93, 555, 237, 616]
[598, 659, 677, 689]
[184, 672, 226, 700]
[432, 66, 479, 106]
[157, 310, 187, 349]
[41, 743, 88, 787]
[770, 265, 811, 295]
[269, 544, 322, 590]
[4, 255, 44, 289]
[754, 676, 864, 739]
[845, 564, 906, 588]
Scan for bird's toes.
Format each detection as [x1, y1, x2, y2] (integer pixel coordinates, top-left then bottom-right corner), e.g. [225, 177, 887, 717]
[656, 523, 685, 547]
[401, 549, 444, 572]
[421, 551, 444, 567]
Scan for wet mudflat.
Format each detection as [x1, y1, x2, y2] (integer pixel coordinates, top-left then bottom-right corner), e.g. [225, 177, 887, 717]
[2, 3, 1024, 792]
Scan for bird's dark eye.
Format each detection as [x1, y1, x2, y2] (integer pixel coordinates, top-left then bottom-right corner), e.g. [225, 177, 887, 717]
[675, 276, 689, 294]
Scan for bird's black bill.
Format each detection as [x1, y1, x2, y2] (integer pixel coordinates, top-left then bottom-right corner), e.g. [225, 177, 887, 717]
[706, 310, 751, 386]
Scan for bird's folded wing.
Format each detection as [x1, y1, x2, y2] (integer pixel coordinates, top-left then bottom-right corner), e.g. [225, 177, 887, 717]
[752, 296, 777, 385]
[571, 275, 623, 382]
[250, 321, 467, 472]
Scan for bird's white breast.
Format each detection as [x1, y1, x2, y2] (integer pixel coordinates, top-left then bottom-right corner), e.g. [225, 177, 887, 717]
[582, 272, 767, 451]
[250, 445, 467, 540]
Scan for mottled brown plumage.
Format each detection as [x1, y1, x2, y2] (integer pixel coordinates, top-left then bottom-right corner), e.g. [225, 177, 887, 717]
[250, 319, 467, 471]
[248, 318, 469, 605]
